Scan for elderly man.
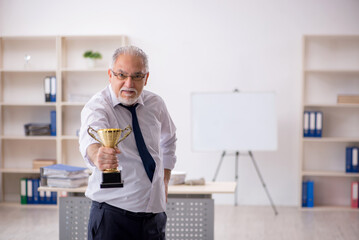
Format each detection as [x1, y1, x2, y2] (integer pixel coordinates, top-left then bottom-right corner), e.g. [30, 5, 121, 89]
[79, 45, 177, 240]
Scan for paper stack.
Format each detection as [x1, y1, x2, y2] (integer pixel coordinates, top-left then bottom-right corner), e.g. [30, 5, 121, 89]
[40, 164, 89, 188]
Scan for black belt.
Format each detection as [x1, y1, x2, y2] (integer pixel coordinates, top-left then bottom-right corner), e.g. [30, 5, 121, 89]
[92, 201, 156, 218]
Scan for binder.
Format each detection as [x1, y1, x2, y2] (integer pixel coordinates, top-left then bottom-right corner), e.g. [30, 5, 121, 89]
[50, 191, 57, 204]
[351, 182, 358, 208]
[303, 112, 310, 137]
[309, 112, 316, 137]
[27, 178, 34, 204]
[50, 110, 56, 136]
[39, 189, 46, 204]
[32, 178, 40, 204]
[352, 147, 359, 173]
[50, 76, 56, 102]
[302, 181, 307, 207]
[315, 111, 322, 137]
[346, 147, 353, 173]
[20, 178, 27, 204]
[45, 191, 52, 204]
[44, 77, 51, 102]
[306, 181, 314, 207]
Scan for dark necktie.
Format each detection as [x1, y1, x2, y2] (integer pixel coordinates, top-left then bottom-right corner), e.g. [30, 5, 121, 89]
[120, 103, 156, 182]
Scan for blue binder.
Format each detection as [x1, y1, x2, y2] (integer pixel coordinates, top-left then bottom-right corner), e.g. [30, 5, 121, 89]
[50, 192, 57, 204]
[346, 147, 353, 173]
[346, 147, 359, 173]
[309, 112, 316, 137]
[306, 181, 314, 207]
[50, 110, 56, 136]
[302, 182, 308, 207]
[303, 111, 310, 137]
[314, 111, 322, 137]
[50, 76, 56, 102]
[27, 178, 34, 204]
[45, 191, 52, 204]
[32, 178, 40, 204]
[352, 147, 359, 173]
[39, 189, 46, 204]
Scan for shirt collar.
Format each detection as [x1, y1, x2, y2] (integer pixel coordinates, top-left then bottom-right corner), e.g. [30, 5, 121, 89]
[108, 85, 144, 108]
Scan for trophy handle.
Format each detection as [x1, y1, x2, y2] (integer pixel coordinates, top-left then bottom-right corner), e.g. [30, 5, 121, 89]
[116, 125, 133, 146]
[87, 126, 104, 145]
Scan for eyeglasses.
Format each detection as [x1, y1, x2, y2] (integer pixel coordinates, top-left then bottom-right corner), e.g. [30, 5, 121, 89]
[111, 70, 147, 81]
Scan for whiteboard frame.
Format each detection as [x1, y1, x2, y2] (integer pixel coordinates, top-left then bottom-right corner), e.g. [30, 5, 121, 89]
[191, 91, 278, 152]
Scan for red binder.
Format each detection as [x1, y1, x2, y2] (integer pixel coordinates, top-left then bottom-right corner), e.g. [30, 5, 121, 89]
[351, 182, 359, 208]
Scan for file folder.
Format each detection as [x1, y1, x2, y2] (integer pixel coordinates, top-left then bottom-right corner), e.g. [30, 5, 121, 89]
[352, 147, 359, 173]
[50, 110, 56, 136]
[303, 112, 310, 137]
[20, 178, 27, 204]
[45, 191, 52, 204]
[306, 181, 314, 207]
[50, 76, 56, 102]
[309, 112, 316, 137]
[27, 178, 34, 204]
[315, 111, 322, 137]
[351, 182, 358, 208]
[302, 182, 307, 207]
[32, 178, 40, 204]
[346, 147, 353, 173]
[39, 189, 46, 204]
[44, 77, 51, 102]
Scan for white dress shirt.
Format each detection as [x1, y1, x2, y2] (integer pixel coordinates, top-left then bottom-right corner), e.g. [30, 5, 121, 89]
[79, 85, 177, 213]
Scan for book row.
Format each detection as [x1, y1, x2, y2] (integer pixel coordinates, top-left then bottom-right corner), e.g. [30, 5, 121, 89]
[44, 76, 56, 102]
[302, 181, 359, 208]
[20, 178, 57, 205]
[303, 111, 322, 137]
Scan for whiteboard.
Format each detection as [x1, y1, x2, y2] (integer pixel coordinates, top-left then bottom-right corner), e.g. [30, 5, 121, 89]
[192, 91, 277, 152]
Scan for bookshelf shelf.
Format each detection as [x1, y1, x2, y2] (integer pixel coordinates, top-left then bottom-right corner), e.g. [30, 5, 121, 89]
[0, 168, 41, 174]
[0, 136, 57, 140]
[0, 35, 129, 204]
[302, 171, 359, 178]
[301, 206, 359, 212]
[300, 35, 359, 210]
[304, 104, 359, 108]
[302, 137, 359, 143]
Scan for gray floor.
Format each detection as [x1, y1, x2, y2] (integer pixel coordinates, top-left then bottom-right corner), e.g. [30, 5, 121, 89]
[0, 203, 359, 240]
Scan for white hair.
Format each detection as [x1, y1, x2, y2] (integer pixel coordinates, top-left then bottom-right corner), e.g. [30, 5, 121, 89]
[110, 45, 149, 72]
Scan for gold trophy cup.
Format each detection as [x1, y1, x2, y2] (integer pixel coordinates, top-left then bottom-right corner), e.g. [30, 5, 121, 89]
[87, 125, 132, 188]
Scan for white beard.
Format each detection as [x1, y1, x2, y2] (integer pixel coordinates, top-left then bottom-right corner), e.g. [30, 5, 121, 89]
[118, 87, 139, 106]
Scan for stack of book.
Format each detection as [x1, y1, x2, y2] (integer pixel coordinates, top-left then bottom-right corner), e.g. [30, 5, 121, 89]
[40, 164, 89, 188]
[303, 111, 322, 137]
[20, 178, 57, 205]
[23, 110, 56, 136]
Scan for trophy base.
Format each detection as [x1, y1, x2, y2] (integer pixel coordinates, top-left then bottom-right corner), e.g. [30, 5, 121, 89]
[100, 171, 124, 188]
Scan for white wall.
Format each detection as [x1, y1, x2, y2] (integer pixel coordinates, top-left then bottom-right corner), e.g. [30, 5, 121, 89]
[1, 0, 359, 206]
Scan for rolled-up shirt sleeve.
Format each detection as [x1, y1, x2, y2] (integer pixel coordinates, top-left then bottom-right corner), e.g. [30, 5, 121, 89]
[160, 100, 177, 170]
[79, 99, 110, 170]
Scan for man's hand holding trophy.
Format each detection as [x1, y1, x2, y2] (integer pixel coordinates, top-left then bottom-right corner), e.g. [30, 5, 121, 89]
[87, 125, 132, 188]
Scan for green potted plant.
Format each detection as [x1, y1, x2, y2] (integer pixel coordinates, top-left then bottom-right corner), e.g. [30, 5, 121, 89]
[83, 50, 102, 68]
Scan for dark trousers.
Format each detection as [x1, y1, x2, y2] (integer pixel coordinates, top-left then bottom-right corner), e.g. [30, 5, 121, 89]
[88, 201, 167, 240]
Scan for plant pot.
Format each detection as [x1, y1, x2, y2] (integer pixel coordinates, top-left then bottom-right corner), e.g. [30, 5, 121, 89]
[86, 58, 96, 68]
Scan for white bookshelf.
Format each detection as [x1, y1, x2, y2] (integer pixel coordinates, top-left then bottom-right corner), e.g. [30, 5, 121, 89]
[300, 35, 359, 210]
[0, 35, 128, 203]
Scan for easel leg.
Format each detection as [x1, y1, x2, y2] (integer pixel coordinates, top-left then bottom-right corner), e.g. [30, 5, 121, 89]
[234, 151, 239, 206]
[248, 151, 278, 215]
[212, 151, 226, 181]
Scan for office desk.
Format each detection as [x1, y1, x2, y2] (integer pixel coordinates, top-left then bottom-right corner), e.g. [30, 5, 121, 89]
[39, 181, 236, 240]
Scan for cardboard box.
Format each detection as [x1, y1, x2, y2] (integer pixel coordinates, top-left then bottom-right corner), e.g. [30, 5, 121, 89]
[338, 95, 359, 104]
[32, 159, 56, 170]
